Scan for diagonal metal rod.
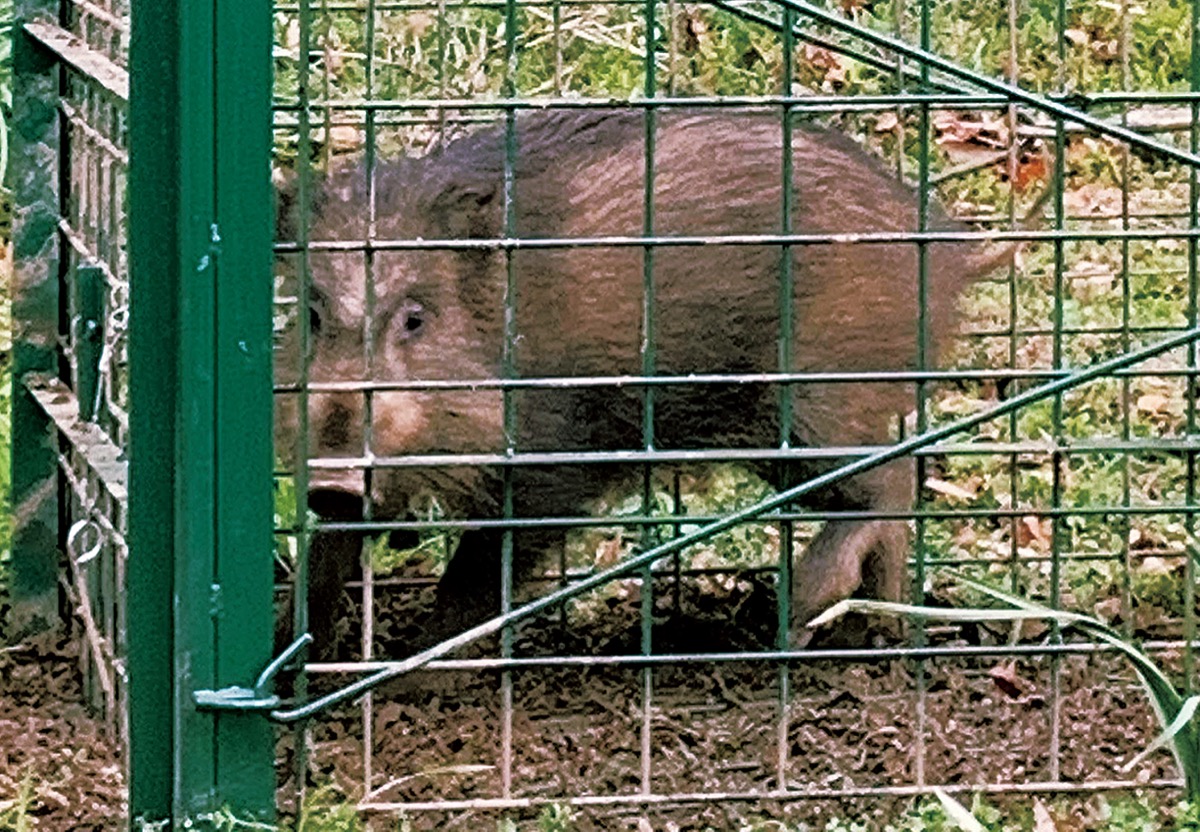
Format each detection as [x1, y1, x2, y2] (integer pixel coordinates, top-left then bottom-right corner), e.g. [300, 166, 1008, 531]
[707, 0, 969, 96]
[760, 0, 1200, 170]
[270, 325, 1200, 722]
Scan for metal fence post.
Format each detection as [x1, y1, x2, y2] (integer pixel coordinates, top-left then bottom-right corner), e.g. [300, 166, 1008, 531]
[128, 0, 275, 824]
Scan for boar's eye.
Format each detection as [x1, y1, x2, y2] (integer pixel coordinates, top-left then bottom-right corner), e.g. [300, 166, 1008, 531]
[397, 300, 426, 340]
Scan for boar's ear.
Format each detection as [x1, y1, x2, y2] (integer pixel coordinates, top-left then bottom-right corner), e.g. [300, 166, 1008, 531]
[427, 181, 504, 316]
[277, 160, 372, 245]
[428, 181, 502, 242]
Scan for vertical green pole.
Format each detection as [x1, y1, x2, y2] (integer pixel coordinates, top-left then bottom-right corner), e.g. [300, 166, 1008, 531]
[130, 0, 275, 824]
[128, 0, 180, 819]
[212, 0, 276, 816]
[911, 0, 932, 789]
[8, 0, 62, 641]
[776, 4, 795, 790]
[639, 0, 659, 799]
[168, 0, 219, 811]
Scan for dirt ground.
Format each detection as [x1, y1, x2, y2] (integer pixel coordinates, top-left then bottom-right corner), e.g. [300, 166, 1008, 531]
[0, 576, 1187, 831]
[281, 577, 1184, 830]
[0, 635, 126, 831]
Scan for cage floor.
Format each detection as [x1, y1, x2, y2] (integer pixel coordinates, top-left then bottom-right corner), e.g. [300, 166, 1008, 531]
[280, 578, 1182, 830]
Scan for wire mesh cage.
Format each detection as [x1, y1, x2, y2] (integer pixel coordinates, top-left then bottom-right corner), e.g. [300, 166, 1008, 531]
[12, 0, 130, 738]
[268, 0, 1200, 827]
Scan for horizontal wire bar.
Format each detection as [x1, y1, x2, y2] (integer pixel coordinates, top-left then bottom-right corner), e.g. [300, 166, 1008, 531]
[313, 549, 1183, 598]
[273, 93, 1018, 112]
[318, 546, 1185, 592]
[274, 111, 1200, 142]
[307, 638, 1200, 674]
[23, 20, 129, 101]
[299, 436, 1200, 473]
[966, 326, 1196, 340]
[275, 363, 1197, 395]
[356, 778, 1185, 814]
[273, 226, 1200, 255]
[272, 91, 1200, 111]
[284, 502, 1200, 535]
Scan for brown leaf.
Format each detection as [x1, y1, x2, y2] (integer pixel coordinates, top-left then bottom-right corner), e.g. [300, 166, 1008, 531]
[989, 662, 1028, 699]
[802, 44, 840, 71]
[1094, 595, 1123, 622]
[1014, 153, 1048, 191]
[1064, 28, 1089, 46]
[1092, 39, 1120, 61]
[874, 111, 900, 132]
[1016, 516, 1050, 549]
[1136, 393, 1173, 416]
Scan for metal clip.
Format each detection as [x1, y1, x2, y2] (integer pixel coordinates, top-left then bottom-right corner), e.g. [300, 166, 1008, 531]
[192, 634, 312, 712]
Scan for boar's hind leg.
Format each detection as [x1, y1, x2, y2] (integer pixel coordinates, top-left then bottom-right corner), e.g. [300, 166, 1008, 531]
[790, 518, 908, 643]
[787, 457, 913, 645]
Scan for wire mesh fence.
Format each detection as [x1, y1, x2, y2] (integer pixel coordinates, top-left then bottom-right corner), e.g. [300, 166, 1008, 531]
[12, 0, 130, 739]
[269, 0, 1200, 827]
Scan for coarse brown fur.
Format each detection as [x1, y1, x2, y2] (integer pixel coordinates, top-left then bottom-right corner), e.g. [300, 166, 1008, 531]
[276, 109, 990, 656]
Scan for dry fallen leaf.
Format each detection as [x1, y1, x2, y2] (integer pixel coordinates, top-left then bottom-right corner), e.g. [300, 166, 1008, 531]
[989, 662, 1028, 700]
[1064, 28, 1089, 46]
[1135, 392, 1174, 416]
[1014, 153, 1048, 191]
[925, 476, 978, 502]
[874, 111, 900, 132]
[1016, 515, 1051, 549]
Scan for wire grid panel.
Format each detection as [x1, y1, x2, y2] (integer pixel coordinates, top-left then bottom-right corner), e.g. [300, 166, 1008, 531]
[23, 0, 130, 734]
[271, 0, 1200, 825]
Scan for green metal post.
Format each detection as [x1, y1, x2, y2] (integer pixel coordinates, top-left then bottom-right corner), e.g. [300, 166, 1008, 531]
[7, 0, 62, 641]
[129, 0, 275, 825]
[212, 0, 276, 814]
[128, 2, 181, 820]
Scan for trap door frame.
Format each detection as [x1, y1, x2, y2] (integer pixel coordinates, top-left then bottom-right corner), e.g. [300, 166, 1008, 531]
[126, 0, 277, 824]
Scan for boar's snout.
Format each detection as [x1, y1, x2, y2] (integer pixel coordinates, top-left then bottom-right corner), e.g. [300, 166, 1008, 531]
[310, 392, 362, 458]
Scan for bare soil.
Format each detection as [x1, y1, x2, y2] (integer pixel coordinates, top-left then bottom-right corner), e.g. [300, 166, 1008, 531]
[277, 576, 1184, 830]
[0, 635, 125, 831]
[1, 574, 1186, 830]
